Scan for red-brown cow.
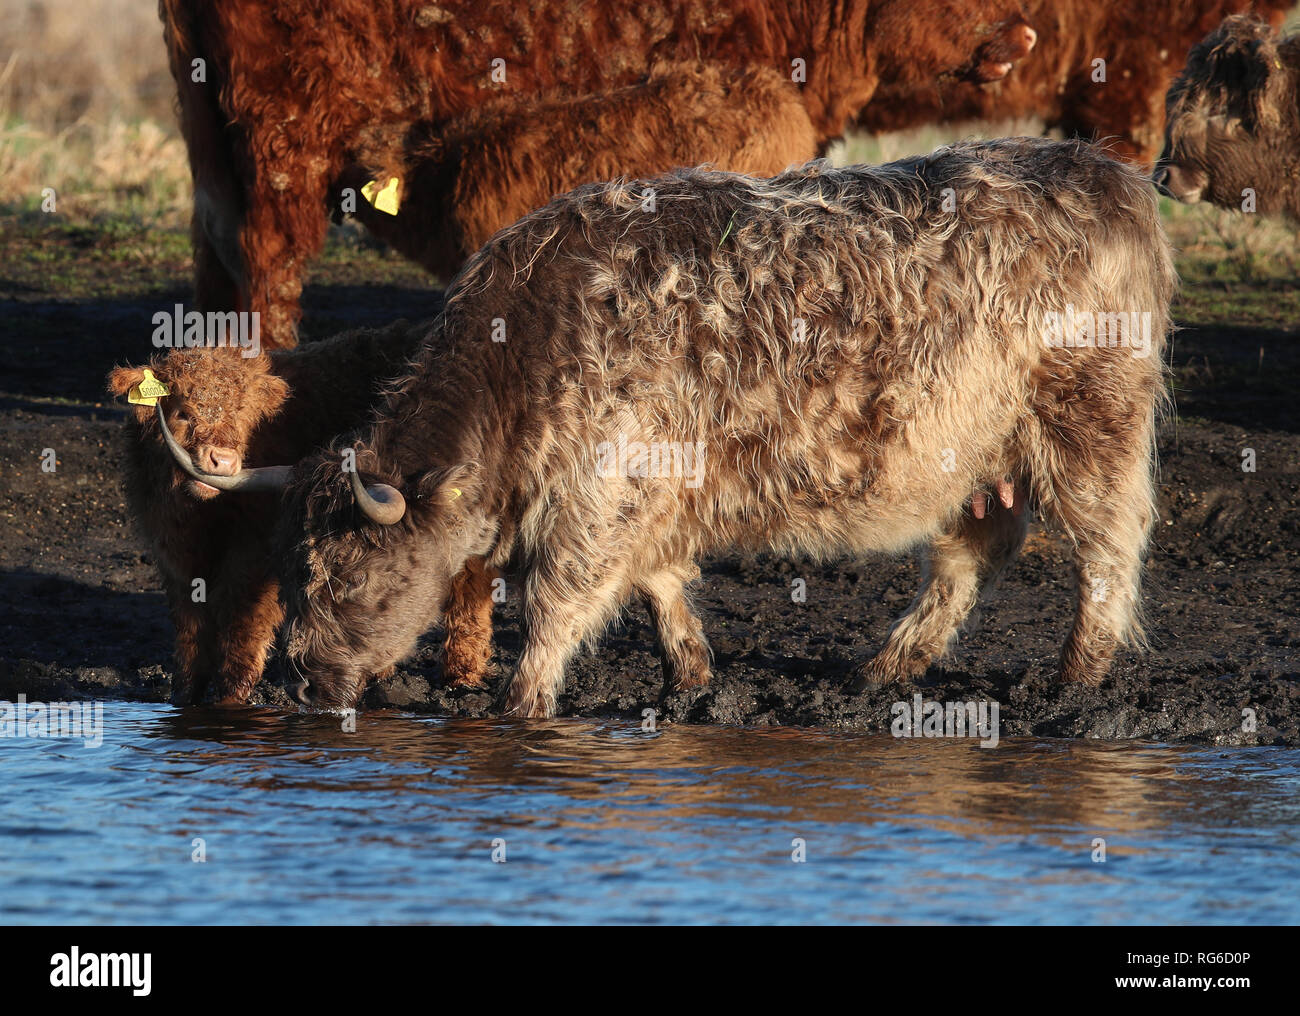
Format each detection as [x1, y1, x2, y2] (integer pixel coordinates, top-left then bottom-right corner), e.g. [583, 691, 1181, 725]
[857, 0, 1291, 167]
[345, 61, 819, 279]
[159, 0, 1036, 347]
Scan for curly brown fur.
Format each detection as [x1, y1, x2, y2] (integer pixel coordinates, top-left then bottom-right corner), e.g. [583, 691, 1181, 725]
[345, 62, 819, 278]
[275, 138, 1176, 718]
[1156, 15, 1300, 218]
[157, 0, 1033, 347]
[109, 319, 497, 704]
[858, 0, 1292, 168]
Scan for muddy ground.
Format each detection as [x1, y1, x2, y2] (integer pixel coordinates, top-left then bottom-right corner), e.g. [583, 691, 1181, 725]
[1, 219, 1297, 745]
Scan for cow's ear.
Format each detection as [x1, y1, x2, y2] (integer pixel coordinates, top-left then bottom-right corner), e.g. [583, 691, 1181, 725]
[416, 461, 481, 507]
[1255, 44, 1289, 128]
[253, 371, 291, 420]
[1231, 31, 1288, 127]
[107, 365, 157, 422]
[107, 365, 145, 397]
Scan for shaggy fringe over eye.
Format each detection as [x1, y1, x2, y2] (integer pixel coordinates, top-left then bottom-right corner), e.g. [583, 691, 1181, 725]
[1166, 15, 1286, 130]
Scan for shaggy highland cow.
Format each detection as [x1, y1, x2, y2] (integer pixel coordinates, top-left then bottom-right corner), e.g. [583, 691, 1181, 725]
[159, 0, 1037, 346]
[858, 0, 1292, 167]
[225, 138, 1174, 718]
[109, 321, 496, 704]
[1156, 15, 1300, 219]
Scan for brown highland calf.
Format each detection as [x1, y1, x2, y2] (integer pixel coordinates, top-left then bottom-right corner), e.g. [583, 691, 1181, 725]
[346, 62, 819, 279]
[196, 138, 1173, 718]
[1156, 15, 1300, 219]
[109, 322, 496, 704]
[159, 0, 1036, 346]
[858, 0, 1292, 167]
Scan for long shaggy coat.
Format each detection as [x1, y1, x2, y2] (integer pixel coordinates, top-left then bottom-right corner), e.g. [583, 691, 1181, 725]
[273, 137, 1176, 718]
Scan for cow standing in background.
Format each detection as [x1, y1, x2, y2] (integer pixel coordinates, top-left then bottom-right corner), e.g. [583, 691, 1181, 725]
[158, 0, 1037, 347]
[181, 139, 1174, 717]
[858, 0, 1291, 167]
[1156, 15, 1300, 219]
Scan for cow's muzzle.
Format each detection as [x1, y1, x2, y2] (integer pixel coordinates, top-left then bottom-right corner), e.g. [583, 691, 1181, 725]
[1152, 162, 1206, 204]
[156, 402, 293, 492]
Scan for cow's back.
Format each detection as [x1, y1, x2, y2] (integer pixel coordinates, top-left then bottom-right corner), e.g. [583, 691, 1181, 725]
[443, 139, 1174, 558]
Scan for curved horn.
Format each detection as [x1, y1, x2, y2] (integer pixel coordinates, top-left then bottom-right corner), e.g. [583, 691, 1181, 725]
[348, 467, 407, 525]
[155, 402, 293, 492]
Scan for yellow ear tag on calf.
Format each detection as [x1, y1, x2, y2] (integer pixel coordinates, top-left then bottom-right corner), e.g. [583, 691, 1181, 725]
[362, 176, 401, 216]
[449, 488, 462, 499]
[127, 367, 170, 407]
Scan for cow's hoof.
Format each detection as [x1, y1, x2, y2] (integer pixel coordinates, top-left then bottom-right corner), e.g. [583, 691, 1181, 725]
[442, 661, 489, 689]
[668, 666, 712, 693]
[850, 652, 928, 692]
[503, 687, 554, 719]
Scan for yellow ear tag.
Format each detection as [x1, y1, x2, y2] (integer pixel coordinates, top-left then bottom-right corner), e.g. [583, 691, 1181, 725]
[449, 488, 462, 499]
[362, 176, 401, 215]
[127, 367, 170, 407]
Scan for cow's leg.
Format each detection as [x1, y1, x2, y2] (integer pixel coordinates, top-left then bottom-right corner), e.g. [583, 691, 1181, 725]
[854, 501, 1028, 689]
[191, 209, 245, 314]
[209, 577, 284, 705]
[1049, 469, 1153, 688]
[239, 127, 338, 348]
[637, 563, 712, 694]
[503, 559, 632, 719]
[441, 556, 497, 688]
[165, 581, 210, 705]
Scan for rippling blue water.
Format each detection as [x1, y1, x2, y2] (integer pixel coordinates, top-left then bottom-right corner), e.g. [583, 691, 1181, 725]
[2, 702, 1298, 924]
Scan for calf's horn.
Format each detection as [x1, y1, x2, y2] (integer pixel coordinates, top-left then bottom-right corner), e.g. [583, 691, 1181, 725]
[348, 467, 407, 525]
[155, 402, 293, 492]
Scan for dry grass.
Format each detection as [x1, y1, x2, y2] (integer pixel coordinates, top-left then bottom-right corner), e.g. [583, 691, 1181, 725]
[2, 0, 1298, 287]
[0, 0, 189, 224]
[0, 0, 174, 126]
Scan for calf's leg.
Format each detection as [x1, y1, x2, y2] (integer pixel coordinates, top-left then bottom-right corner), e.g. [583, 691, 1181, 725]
[441, 556, 497, 688]
[165, 580, 211, 705]
[853, 496, 1028, 689]
[208, 577, 284, 704]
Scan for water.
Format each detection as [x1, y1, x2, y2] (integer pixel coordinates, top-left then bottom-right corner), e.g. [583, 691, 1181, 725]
[2, 702, 1298, 924]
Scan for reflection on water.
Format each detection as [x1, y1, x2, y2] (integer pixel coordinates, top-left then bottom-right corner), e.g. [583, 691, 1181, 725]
[2, 703, 1298, 924]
